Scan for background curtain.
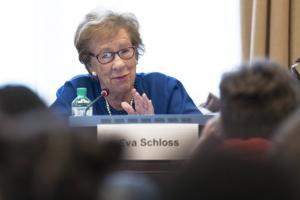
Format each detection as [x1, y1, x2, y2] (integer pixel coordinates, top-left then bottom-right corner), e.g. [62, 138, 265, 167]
[240, 0, 300, 68]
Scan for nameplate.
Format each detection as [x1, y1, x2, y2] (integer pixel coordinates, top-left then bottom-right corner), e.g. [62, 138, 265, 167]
[97, 123, 199, 160]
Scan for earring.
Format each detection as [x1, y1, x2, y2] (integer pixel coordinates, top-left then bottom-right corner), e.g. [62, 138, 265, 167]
[91, 71, 97, 77]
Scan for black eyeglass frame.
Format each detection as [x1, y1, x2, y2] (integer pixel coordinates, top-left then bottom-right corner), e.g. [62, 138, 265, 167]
[90, 46, 136, 64]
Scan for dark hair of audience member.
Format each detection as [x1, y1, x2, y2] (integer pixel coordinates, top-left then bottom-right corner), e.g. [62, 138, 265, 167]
[0, 85, 47, 117]
[164, 148, 298, 200]
[270, 107, 300, 195]
[0, 111, 122, 200]
[219, 59, 300, 139]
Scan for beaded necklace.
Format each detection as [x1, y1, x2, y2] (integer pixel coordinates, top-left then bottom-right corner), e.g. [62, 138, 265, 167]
[105, 98, 134, 116]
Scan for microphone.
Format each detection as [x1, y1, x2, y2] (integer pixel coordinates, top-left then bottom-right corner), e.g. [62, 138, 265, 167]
[84, 89, 109, 116]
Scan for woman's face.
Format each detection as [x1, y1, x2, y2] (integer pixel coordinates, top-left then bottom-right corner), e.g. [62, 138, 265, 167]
[89, 29, 137, 96]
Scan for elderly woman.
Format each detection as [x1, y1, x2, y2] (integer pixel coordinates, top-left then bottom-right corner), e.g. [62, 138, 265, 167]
[50, 9, 201, 116]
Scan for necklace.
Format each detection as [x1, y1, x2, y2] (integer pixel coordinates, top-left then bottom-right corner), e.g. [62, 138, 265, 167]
[105, 98, 134, 116]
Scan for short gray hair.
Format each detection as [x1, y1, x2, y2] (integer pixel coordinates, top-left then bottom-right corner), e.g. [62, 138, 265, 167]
[74, 9, 145, 73]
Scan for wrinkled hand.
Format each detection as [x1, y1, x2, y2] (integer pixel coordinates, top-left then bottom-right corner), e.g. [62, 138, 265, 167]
[121, 88, 154, 115]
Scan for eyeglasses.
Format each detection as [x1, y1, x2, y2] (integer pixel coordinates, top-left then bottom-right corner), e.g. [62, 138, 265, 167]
[90, 46, 136, 64]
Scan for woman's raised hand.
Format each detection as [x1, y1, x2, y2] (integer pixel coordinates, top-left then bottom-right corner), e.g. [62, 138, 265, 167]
[121, 88, 154, 115]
